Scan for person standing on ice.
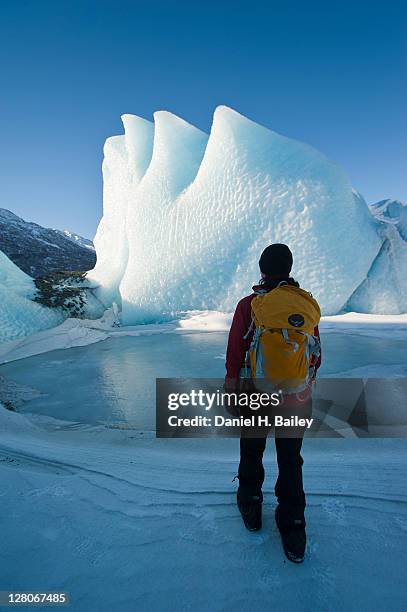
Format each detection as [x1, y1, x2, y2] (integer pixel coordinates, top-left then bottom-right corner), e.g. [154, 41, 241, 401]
[225, 244, 321, 563]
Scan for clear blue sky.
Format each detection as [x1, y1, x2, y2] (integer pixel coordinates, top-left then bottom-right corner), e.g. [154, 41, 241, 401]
[0, 0, 406, 238]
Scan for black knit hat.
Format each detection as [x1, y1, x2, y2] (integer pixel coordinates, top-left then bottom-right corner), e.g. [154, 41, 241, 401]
[259, 244, 293, 277]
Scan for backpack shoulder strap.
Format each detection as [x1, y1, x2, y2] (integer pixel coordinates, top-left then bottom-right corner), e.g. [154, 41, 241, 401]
[243, 319, 255, 340]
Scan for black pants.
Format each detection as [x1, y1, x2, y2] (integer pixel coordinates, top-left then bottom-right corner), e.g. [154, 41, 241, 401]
[238, 435, 306, 523]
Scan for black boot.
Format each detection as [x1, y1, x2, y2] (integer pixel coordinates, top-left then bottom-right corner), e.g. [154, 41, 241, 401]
[275, 505, 306, 563]
[237, 491, 262, 531]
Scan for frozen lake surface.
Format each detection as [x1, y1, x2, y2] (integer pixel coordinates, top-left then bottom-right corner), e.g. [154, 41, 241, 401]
[0, 330, 406, 427]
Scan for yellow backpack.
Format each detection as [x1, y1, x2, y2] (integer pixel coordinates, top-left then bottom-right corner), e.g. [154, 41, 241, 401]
[243, 283, 321, 393]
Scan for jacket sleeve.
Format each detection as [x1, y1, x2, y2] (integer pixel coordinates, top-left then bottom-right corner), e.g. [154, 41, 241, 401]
[225, 297, 253, 385]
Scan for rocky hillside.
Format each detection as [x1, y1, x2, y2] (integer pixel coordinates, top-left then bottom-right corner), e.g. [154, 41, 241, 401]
[0, 208, 96, 277]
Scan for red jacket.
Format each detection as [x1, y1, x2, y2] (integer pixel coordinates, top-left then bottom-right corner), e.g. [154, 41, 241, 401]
[225, 281, 321, 383]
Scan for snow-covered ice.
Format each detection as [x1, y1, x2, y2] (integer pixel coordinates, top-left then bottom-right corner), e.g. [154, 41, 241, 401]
[369, 198, 407, 241]
[89, 106, 385, 322]
[1, 404, 407, 611]
[346, 198, 407, 314]
[346, 224, 407, 314]
[0, 248, 36, 297]
[0, 249, 63, 343]
[88, 115, 154, 307]
[120, 111, 209, 322]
